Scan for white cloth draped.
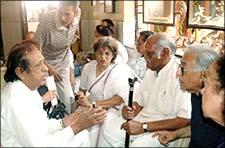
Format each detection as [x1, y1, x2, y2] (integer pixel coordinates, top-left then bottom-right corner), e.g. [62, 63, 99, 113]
[127, 51, 147, 80]
[80, 60, 140, 146]
[1, 80, 90, 147]
[115, 40, 129, 64]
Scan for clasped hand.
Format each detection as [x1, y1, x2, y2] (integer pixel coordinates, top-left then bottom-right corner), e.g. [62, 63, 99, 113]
[121, 120, 143, 135]
[63, 106, 107, 134]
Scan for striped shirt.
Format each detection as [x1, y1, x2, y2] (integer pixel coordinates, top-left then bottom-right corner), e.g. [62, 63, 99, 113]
[34, 11, 79, 70]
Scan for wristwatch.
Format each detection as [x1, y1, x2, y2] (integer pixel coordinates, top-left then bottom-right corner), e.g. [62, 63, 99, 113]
[92, 101, 96, 108]
[142, 122, 148, 132]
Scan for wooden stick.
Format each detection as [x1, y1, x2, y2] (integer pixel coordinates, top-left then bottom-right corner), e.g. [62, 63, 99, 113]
[125, 77, 137, 148]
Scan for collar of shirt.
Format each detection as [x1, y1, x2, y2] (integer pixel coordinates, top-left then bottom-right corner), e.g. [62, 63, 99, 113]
[155, 55, 176, 78]
[54, 12, 77, 31]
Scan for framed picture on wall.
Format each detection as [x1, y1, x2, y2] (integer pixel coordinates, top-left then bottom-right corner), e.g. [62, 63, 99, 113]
[104, 0, 115, 13]
[187, 0, 224, 30]
[143, 0, 175, 26]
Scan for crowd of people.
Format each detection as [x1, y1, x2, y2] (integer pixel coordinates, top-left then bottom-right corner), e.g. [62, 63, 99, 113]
[1, 1, 225, 147]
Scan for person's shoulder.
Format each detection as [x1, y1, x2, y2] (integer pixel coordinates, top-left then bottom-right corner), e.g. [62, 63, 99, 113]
[112, 63, 134, 76]
[167, 56, 180, 78]
[1, 82, 18, 106]
[116, 40, 126, 48]
[114, 62, 128, 69]
[170, 56, 180, 67]
[83, 60, 97, 70]
[39, 12, 56, 25]
[86, 60, 97, 66]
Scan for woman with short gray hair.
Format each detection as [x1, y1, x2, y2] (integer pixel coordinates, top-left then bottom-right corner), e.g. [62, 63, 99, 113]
[76, 36, 140, 147]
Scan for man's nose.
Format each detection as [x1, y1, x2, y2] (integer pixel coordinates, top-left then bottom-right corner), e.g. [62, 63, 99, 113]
[42, 63, 48, 72]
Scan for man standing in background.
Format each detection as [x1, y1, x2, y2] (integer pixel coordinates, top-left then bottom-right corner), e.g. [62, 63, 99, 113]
[34, 1, 81, 113]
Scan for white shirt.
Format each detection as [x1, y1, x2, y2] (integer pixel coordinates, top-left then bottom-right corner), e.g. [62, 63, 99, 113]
[134, 56, 192, 122]
[115, 41, 129, 64]
[127, 51, 147, 80]
[69, 49, 74, 69]
[1, 80, 87, 147]
[80, 61, 140, 107]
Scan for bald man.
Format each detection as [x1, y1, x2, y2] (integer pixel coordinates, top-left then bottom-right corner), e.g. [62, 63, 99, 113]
[98, 33, 191, 147]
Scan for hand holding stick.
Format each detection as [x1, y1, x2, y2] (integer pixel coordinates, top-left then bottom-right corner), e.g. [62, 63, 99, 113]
[125, 77, 137, 148]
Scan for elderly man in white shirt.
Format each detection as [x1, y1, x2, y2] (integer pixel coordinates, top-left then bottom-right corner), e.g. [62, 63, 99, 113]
[1, 41, 106, 147]
[99, 33, 192, 147]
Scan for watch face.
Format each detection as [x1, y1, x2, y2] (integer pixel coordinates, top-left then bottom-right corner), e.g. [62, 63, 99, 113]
[143, 123, 147, 129]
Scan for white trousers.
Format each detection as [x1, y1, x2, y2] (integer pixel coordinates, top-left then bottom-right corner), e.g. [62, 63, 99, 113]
[99, 116, 175, 147]
[65, 129, 90, 147]
[88, 110, 120, 147]
[55, 66, 74, 114]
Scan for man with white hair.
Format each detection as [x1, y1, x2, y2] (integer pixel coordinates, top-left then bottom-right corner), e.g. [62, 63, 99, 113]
[153, 44, 224, 147]
[34, 1, 81, 113]
[98, 33, 192, 147]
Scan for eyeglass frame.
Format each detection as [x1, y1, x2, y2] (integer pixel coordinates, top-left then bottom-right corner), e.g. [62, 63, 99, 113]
[178, 64, 200, 76]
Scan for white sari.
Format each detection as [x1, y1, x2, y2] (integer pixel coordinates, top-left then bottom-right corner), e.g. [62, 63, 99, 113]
[80, 60, 140, 146]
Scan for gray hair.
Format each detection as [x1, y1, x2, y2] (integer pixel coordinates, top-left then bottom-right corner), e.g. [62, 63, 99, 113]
[92, 36, 118, 63]
[186, 43, 219, 71]
[59, 1, 80, 10]
[151, 33, 176, 56]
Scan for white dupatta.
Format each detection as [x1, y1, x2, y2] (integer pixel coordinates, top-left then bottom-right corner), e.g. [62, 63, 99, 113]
[80, 60, 140, 107]
[87, 62, 118, 102]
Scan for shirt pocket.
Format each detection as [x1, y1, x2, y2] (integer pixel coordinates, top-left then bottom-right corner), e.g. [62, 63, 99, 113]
[157, 91, 174, 115]
[140, 90, 150, 107]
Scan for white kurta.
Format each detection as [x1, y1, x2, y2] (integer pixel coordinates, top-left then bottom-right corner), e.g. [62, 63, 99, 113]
[134, 56, 192, 122]
[80, 60, 140, 146]
[127, 51, 147, 80]
[1, 80, 90, 147]
[99, 56, 192, 147]
[115, 40, 129, 64]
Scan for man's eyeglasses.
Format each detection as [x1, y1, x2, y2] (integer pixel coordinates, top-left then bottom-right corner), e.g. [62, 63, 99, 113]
[178, 64, 191, 76]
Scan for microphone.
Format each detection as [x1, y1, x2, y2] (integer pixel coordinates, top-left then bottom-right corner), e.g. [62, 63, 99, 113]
[46, 76, 58, 106]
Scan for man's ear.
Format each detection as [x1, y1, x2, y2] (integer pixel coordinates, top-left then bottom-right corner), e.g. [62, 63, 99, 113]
[15, 67, 25, 80]
[160, 48, 170, 58]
